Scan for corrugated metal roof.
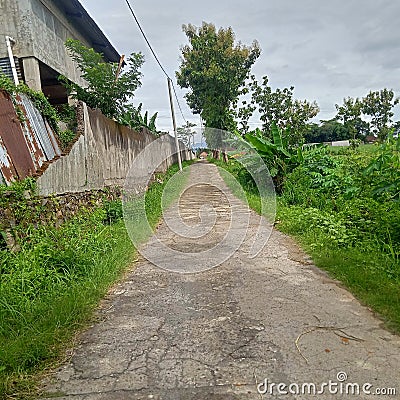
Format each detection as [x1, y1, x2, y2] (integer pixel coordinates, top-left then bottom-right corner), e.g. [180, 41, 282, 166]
[20, 116, 46, 171]
[0, 91, 36, 180]
[0, 136, 16, 185]
[17, 94, 62, 160]
[0, 90, 63, 185]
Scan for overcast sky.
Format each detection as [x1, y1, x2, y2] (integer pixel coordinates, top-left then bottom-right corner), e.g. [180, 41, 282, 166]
[80, 0, 400, 132]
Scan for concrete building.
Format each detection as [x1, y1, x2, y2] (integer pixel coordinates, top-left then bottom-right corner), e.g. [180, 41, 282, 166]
[0, 0, 122, 104]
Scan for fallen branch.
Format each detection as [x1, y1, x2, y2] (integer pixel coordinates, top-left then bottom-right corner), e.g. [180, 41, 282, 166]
[295, 326, 365, 363]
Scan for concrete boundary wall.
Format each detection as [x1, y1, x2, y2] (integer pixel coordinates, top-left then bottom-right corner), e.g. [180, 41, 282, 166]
[37, 104, 192, 196]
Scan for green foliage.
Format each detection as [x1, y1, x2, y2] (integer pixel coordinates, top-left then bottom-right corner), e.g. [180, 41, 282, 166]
[176, 22, 260, 134]
[280, 145, 400, 253]
[335, 89, 399, 142]
[305, 119, 360, 143]
[362, 89, 399, 141]
[103, 199, 123, 224]
[0, 72, 17, 95]
[239, 75, 319, 144]
[57, 129, 76, 150]
[117, 103, 158, 133]
[244, 123, 303, 192]
[349, 138, 362, 149]
[0, 161, 190, 398]
[18, 84, 60, 134]
[0, 177, 36, 202]
[60, 39, 144, 120]
[335, 97, 366, 140]
[363, 134, 400, 200]
[57, 104, 77, 129]
[0, 214, 133, 398]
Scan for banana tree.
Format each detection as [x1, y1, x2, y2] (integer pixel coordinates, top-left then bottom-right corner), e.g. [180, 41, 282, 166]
[117, 103, 158, 134]
[244, 122, 303, 192]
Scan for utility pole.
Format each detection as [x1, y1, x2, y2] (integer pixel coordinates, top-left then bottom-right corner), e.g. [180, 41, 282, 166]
[167, 78, 182, 171]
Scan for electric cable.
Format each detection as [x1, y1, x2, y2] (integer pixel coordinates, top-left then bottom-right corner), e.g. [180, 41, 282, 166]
[124, 0, 189, 124]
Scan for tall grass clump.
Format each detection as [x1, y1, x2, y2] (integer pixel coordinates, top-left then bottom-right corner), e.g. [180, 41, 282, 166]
[0, 161, 192, 399]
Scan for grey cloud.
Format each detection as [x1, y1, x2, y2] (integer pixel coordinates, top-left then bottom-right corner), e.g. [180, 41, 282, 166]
[80, 0, 400, 126]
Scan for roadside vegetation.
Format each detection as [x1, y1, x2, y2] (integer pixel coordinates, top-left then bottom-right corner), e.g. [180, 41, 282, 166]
[213, 136, 400, 333]
[0, 162, 191, 399]
[179, 21, 400, 333]
[62, 39, 159, 134]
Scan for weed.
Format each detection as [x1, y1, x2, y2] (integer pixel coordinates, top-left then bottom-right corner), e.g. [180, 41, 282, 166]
[0, 161, 192, 399]
[212, 153, 400, 334]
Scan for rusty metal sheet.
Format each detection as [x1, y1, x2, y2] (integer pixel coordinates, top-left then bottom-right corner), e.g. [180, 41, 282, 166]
[0, 136, 16, 185]
[0, 91, 36, 179]
[20, 120, 46, 170]
[15, 94, 46, 170]
[18, 94, 61, 160]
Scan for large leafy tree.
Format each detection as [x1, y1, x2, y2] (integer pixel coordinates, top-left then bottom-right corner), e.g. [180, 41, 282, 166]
[60, 39, 144, 119]
[305, 119, 349, 143]
[335, 97, 369, 140]
[362, 89, 399, 141]
[241, 75, 319, 145]
[176, 22, 260, 144]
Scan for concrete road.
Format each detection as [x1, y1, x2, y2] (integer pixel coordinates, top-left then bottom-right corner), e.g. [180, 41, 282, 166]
[43, 162, 400, 399]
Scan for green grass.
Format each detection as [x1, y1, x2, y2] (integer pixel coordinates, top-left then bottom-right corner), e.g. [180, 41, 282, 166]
[327, 143, 379, 154]
[211, 159, 262, 214]
[276, 208, 400, 333]
[0, 215, 133, 399]
[0, 161, 192, 399]
[213, 157, 400, 335]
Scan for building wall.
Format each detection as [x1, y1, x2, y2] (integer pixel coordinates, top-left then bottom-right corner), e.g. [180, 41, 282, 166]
[0, 0, 92, 86]
[37, 104, 193, 196]
[0, 0, 34, 57]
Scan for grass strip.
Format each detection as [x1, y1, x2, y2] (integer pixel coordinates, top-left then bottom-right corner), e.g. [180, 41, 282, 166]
[213, 158, 400, 335]
[0, 161, 192, 399]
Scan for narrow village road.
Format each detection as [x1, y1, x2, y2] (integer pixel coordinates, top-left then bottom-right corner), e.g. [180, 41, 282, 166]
[44, 162, 400, 399]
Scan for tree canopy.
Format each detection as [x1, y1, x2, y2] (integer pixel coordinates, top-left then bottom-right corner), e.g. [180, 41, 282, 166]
[362, 89, 399, 140]
[176, 22, 260, 137]
[335, 89, 399, 141]
[60, 39, 144, 120]
[335, 96, 364, 140]
[238, 76, 320, 145]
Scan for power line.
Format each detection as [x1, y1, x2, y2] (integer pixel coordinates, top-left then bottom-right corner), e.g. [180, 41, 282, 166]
[123, 0, 188, 125]
[124, 0, 169, 78]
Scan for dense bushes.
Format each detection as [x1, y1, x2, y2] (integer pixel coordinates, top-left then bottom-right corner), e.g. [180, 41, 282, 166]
[214, 140, 400, 332]
[280, 144, 400, 259]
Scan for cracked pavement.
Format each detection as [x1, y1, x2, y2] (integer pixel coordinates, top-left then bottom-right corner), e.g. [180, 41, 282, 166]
[43, 162, 400, 399]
